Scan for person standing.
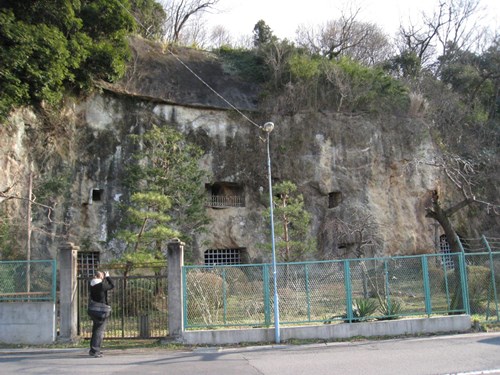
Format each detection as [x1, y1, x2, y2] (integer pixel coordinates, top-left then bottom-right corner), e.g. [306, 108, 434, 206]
[88, 271, 114, 358]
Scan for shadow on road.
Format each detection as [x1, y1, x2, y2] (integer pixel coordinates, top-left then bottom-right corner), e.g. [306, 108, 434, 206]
[478, 336, 500, 346]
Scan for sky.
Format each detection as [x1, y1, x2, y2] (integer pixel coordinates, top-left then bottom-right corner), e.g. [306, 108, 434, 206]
[204, 0, 500, 42]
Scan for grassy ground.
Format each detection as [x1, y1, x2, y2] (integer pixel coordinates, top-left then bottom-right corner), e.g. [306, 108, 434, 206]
[1, 319, 498, 351]
[0, 339, 183, 351]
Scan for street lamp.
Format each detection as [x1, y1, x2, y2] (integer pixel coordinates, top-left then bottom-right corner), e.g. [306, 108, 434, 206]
[262, 122, 280, 344]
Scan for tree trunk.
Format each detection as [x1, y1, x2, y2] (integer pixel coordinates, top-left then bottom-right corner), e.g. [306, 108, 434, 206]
[425, 190, 473, 312]
[425, 190, 470, 253]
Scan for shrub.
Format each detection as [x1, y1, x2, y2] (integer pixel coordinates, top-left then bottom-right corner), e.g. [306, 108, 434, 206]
[352, 298, 378, 320]
[216, 46, 269, 82]
[288, 54, 320, 81]
[378, 297, 403, 319]
[332, 57, 409, 113]
[0, 265, 16, 293]
[225, 268, 250, 295]
[467, 265, 491, 314]
[427, 266, 445, 291]
[186, 270, 224, 324]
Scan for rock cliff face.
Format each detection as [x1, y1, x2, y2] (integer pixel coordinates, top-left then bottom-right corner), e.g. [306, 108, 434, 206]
[1, 38, 495, 263]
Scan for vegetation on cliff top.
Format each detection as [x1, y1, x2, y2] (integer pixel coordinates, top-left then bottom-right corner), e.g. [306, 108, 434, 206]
[0, 0, 135, 119]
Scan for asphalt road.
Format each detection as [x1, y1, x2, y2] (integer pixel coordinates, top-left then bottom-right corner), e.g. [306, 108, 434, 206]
[0, 332, 499, 375]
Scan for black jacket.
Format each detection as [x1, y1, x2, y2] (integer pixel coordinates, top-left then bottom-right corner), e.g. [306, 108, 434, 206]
[89, 276, 114, 305]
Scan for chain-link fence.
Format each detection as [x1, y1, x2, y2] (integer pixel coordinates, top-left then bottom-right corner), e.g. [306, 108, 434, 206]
[0, 260, 57, 302]
[78, 262, 168, 339]
[464, 252, 500, 321]
[183, 251, 499, 329]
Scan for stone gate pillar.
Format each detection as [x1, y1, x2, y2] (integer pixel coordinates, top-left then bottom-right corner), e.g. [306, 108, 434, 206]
[58, 242, 79, 341]
[166, 238, 185, 339]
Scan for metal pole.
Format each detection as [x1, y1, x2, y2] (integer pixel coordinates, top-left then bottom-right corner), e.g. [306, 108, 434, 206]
[264, 124, 280, 344]
[27, 169, 33, 295]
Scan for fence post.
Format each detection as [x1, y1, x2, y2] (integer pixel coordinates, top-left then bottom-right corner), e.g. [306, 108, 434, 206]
[58, 242, 79, 341]
[305, 263, 311, 322]
[344, 260, 353, 322]
[422, 255, 432, 316]
[458, 252, 470, 315]
[166, 238, 184, 340]
[482, 235, 499, 320]
[263, 264, 271, 326]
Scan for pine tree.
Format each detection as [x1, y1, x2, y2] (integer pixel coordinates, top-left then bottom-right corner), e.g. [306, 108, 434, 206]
[117, 124, 209, 261]
[262, 181, 315, 262]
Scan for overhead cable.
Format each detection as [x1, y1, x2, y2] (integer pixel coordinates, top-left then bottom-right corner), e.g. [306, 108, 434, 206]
[115, 0, 263, 130]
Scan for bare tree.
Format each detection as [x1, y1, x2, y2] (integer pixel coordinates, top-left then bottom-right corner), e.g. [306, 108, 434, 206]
[322, 62, 352, 112]
[0, 176, 62, 261]
[409, 152, 499, 253]
[176, 12, 209, 47]
[209, 24, 232, 48]
[346, 24, 393, 66]
[262, 39, 295, 89]
[397, 0, 484, 74]
[296, 8, 391, 65]
[320, 203, 383, 259]
[161, 0, 220, 43]
[0, 181, 55, 221]
[233, 34, 253, 49]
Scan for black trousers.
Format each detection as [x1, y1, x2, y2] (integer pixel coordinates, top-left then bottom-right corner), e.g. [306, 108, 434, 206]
[90, 315, 108, 354]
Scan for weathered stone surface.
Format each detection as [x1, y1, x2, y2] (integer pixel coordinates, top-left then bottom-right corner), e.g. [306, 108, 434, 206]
[0, 93, 441, 261]
[1, 39, 497, 263]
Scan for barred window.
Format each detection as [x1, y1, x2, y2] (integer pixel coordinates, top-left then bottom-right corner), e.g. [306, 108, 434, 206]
[204, 248, 243, 265]
[77, 251, 100, 277]
[439, 235, 454, 269]
[205, 182, 245, 208]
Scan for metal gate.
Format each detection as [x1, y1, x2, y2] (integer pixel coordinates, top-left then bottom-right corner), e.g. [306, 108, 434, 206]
[77, 263, 168, 339]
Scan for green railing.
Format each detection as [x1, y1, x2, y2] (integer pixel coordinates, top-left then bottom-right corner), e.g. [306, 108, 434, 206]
[183, 251, 500, 329]
[0, 260, 57, 302]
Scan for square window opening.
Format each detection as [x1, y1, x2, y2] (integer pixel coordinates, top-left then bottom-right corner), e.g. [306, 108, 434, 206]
[77, 251, 100, 277]
[204, 248, 247, 265]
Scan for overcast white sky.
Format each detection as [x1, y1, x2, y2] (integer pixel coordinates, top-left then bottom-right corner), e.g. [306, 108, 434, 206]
[204, 0, 500, 41]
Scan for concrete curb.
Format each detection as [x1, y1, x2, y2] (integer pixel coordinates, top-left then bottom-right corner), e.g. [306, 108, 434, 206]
[181, 315, 472, 345]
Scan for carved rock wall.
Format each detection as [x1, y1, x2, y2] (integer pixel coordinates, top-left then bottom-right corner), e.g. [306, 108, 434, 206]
[1, 91, 448, 262]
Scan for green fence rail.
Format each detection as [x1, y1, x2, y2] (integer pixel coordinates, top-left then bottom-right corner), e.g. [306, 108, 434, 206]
[0, 260, 57, 302]
[183, 251, 500, 329]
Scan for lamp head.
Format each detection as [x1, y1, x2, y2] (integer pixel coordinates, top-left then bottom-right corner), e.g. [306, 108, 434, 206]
[262, 122, 274, 133]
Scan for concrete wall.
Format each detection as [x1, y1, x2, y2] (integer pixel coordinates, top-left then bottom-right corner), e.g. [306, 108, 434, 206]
[0, 302, 56, 344]
[181, 315, 471, 345]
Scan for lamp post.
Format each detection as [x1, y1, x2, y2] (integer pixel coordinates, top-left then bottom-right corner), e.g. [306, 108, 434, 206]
[262, 121, 280, 344]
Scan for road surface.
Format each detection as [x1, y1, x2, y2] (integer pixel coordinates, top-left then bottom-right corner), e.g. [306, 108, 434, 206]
[0, 332, 499, 375]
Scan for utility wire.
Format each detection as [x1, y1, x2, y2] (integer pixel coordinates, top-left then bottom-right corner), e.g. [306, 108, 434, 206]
[165, 50, 262, 129]
[115, 0, 263, 130]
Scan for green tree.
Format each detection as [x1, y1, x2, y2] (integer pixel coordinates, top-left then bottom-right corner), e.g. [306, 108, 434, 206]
[117, 124, 209, 260]
[385, 50, 422, 80]
[262, 181, 315, 262]
[0, 208, 18, 260]
[74, 0, 135, 84]
[0, 0, 134, 120]
[439, 40, 500, 122]
[130, 0, 166, 40]
[253, 19, 276, 48]
[117, 191, 179, 260]
[288, 54, 321, 81]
